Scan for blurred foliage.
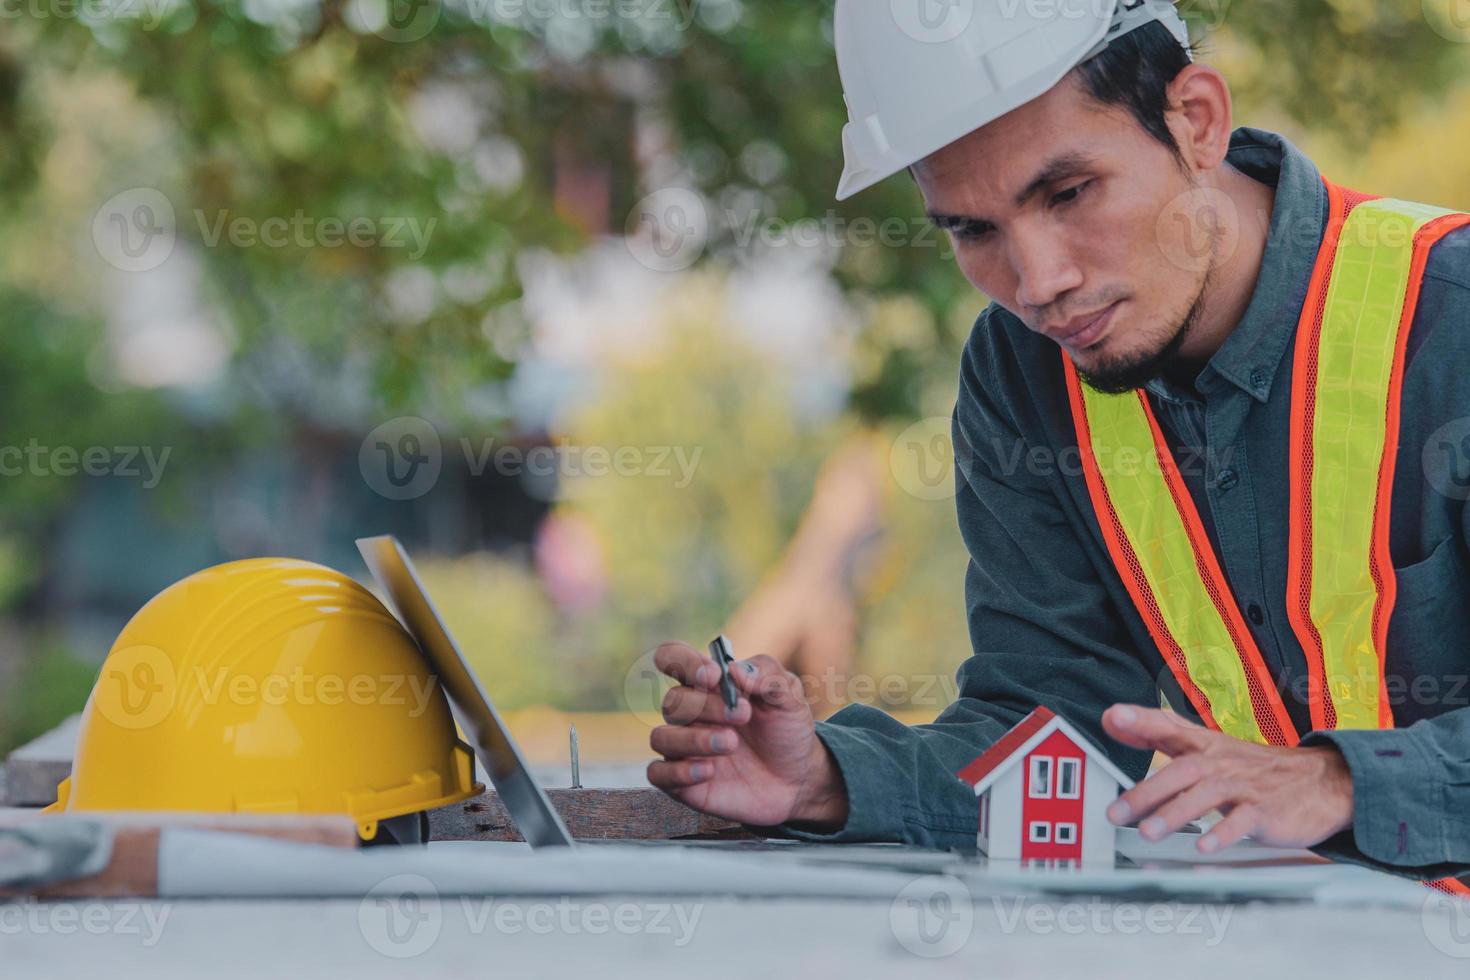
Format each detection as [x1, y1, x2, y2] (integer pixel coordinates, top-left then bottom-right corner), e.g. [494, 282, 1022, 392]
[0, 640, 97, 753]
[422, 271, 972, 714]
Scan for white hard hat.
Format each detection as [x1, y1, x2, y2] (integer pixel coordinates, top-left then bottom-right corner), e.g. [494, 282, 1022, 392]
[834, 0, 1193, 200]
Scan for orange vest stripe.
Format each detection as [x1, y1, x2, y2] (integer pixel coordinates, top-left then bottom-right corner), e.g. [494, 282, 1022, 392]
[1370, 212, 1470, 720]
[1288, 186, 1470, 732]
[1064, 360, 1298, 747]
[1285, 180, 1358, 732]
[1065, 367, 1224, 734]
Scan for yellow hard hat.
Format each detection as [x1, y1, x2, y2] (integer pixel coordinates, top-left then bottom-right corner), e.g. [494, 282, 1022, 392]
[46, 557, 480, 841]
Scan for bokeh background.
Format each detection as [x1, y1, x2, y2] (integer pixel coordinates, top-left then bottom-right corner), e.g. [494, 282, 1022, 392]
[4, 0, 1470, 762]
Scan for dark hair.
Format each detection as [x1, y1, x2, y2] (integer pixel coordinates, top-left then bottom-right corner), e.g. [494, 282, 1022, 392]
[1072, 20, 1198, 163]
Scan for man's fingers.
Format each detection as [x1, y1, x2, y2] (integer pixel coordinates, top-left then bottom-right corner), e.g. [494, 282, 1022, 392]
[1198, 804, 1260, 854]
[661, 684, 753, 726]
[647, 758, 715, 790]
[654, 642, 718, 690]
[650, 724, 738, 760]
[1134, 778, 1233, 842]
[1102, 705, 1211, 756]
[1108, 756, 1204, 826]
[730, 654, 804, 708]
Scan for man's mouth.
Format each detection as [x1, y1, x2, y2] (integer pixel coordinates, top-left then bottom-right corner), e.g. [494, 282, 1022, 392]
[1048, 300, 1123, 351]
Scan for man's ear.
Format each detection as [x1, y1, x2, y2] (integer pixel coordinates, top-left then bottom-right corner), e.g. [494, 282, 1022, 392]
[1163, 64, 1234, 174]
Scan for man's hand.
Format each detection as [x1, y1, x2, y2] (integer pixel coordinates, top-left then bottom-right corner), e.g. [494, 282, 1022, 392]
[1102, 705, 1354, 853]
[645, 642, 849, 830]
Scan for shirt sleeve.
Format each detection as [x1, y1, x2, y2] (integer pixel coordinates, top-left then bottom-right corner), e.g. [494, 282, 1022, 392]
[771, 317, 1160, 849]
[1303, 710, 1470, 879]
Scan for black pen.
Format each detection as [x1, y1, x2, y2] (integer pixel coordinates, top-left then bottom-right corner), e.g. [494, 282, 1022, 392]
[707, 634, 739, 711]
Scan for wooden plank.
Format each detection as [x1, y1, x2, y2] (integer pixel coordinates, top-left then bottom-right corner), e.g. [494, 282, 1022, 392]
[0, 811, 359, 898]
[430, 788, 753, 842]
[1, 714, 81, 807]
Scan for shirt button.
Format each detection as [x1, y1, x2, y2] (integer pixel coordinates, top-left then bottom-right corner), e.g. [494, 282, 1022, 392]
[1248, 603, 1265, 626]
[1217, 469, 1239, 491]
[1250, 369, 1268, 391]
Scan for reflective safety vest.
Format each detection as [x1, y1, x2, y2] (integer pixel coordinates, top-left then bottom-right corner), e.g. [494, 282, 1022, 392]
[1064, 180, 1470, 893]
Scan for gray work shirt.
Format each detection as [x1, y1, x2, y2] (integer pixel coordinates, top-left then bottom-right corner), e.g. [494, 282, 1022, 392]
[782, 127, 1470, 879]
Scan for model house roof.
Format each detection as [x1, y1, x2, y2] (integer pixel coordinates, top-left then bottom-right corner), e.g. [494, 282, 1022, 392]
[955, 706, 1136, 797]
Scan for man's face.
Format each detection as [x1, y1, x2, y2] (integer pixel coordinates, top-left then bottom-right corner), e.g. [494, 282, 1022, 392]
[913, 73, 1210, 392]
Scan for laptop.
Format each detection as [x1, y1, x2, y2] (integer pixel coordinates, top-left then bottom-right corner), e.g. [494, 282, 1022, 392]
[357, 535, 576, 848]
[356, 534, 963, 870]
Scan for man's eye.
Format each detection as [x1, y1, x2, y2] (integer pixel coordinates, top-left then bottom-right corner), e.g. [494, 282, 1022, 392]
[952, 222, 994, 242]
[1051, 181, 1091, 207]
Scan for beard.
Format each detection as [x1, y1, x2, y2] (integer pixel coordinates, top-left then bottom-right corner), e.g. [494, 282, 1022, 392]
[1076, 266, 1213, 396]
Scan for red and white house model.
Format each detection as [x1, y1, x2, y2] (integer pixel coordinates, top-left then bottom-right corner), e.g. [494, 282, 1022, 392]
[957, 706, 1135, 869]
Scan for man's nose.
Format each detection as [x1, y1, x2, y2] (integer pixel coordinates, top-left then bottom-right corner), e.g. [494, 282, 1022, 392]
[1010, 232, 1083, 313]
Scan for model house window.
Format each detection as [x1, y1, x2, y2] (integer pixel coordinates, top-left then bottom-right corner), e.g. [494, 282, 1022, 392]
[1057, 758, 1081, 799]
[1028, 756, 1053, 798]
[1028, 821, 1051, 843]
[1056, 822, 1078, 845]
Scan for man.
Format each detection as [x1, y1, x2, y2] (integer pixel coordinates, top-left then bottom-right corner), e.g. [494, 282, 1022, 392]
[646, 0, 1470, 882]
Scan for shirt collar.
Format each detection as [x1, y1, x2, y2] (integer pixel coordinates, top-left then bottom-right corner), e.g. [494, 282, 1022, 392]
[1145, 126, 1327, 406]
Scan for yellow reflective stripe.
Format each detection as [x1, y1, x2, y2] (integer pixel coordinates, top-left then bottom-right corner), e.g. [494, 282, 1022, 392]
[1308, 199, 1457, 730]
[1076, 385, 1266, 744]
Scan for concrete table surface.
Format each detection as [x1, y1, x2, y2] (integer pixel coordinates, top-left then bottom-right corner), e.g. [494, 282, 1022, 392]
[3, 895, 1469, 979]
